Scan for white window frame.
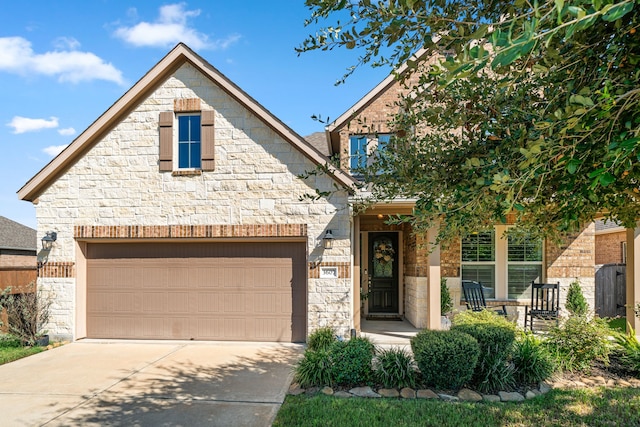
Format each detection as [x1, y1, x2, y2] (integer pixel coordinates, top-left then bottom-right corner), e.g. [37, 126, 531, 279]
[461, 225, 545, 300]
[174, 113, 202, 170]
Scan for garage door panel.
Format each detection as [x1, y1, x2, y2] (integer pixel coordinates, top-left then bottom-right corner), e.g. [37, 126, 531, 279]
[87, 241, 306, 342]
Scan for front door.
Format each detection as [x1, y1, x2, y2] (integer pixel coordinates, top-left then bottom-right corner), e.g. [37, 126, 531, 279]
[368, 232, 399, 313]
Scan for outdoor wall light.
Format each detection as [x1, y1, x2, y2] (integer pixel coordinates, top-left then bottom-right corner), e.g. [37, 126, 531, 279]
[41, 231, 57, 251]
[322, 230, 334, 250]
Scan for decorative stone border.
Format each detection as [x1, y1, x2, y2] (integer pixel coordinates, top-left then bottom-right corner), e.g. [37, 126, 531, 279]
[288, 376, 640, 402]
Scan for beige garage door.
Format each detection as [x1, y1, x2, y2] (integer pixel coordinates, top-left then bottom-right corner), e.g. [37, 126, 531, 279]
[86, 241, 306, 342]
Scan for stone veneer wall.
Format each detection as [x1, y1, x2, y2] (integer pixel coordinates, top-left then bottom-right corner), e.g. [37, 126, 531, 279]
[35, 62, 352, 340]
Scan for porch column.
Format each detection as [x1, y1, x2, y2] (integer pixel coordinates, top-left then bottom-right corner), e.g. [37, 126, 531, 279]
[626, 224, 640, 337]
[426, 226, 441, 329]
[353, 216, 361, 332]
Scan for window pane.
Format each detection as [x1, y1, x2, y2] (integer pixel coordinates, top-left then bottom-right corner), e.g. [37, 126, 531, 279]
[462, 231, 495, 262]
[178, 142, 189, 168]
[350, 136, 367, 171]
[508, 235, 542, 262]
[190, 115, 201, 141]
[190, 142, 201, 168]
[461, 265, 495, 298]
[178, 116, 190, 142]
[508, 265, 542, 299]
[377, 134, 391, 153]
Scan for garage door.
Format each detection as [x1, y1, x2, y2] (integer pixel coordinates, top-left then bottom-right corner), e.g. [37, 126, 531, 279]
[86, 241, 306, 342]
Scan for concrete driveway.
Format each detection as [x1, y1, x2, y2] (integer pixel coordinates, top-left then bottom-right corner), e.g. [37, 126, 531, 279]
[0, 341, 303, 426]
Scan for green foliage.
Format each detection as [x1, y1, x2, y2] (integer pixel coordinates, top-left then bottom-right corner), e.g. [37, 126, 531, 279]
[411, 329, 480, 390]
[0, 283, 52, 346]
[452, 309, 516, 330]
[307, 326, 337, 352]
[298, 0, 640, 242]
[566, 279, 589, 316]
[331, 337, 376, 387]
[614, 324, 640, 375]
[451, 319, 517, 392]
[294, 350, 334, 387]
[545, 315, 612, 372]
[440, 278, 453, 315]
[0, 335, 22, 349]
[373, 346, 417, 389]
[513, 332, 556, 385]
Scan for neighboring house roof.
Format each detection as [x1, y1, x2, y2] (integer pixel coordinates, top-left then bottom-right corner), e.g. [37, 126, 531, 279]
[304, 132, 331, 157]
[0, 216, 36, 251]
[18, 43, 356, 202]
[595, 219, 625, 234]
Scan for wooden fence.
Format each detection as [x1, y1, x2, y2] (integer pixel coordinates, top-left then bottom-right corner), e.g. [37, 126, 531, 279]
[0, 267, 37, 332]
[595, 263, 626, 318]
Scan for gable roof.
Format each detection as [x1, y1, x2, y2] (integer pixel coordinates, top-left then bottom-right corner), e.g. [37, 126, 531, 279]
[0, 216, 36, 251]
[325, 48, 428, 154]
[304, 132, 331, 157]
[18, 43, 356, 202]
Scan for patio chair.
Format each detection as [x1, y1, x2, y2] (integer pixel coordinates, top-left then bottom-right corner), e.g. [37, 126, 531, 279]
[524, 281, 560, 331]
[461, 280, 507, 316]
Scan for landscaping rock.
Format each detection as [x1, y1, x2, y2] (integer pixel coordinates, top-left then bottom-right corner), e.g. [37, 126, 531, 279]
[438, 394, 459, 402]
[592, 376, 607, 386]
[539, 382, 552, 394]
[288, 383, 305, 396]
[379, 388, 399, 398]
[417, 389, 439, 399]
[629, 379, 640, 388]
[457, 388, 482, 402]
[305, 386, 320, 395]
[499, 391, 525, 402]
[334, 391, 352, 398]
[321, 386, 334, 396]
[525, 390, 538, 399]
[400, 388, 417, 399]
[350, 387, 381, 398]
[483, 394, 501, 403]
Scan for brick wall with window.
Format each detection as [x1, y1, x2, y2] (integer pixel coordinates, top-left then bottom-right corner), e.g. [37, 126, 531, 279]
[595, 229, 626, 264]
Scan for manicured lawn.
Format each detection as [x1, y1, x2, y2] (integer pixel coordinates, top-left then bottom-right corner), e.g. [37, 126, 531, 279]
[0, 336, 45, 365]
[607, 317, 627, 332]
[274, 387, 640, 427]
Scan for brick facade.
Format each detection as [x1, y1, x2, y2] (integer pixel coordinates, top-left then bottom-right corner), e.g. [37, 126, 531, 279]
[595, 229, 626, 265]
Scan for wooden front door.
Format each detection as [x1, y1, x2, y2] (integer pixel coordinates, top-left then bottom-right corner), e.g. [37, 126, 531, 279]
[368, 232, 399, 313]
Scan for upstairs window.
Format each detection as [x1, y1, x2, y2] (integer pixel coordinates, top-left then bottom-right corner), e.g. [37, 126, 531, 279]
[178, 114, 201, 169]
[349, 134, 391, 176]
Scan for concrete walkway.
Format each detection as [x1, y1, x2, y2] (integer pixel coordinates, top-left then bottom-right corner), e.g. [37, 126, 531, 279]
[0, 341, 303, 426]
[360, 318, 421, 347]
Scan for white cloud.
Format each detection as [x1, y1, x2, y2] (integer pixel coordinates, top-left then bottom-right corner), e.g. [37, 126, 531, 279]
[114, 3, 239, 51]
[43, 144, 69, 157]
[7, 116, 58, 134]
[58, 127, 76, 136]
[53, 36, 80, 50]
[0, 37, 124, 84]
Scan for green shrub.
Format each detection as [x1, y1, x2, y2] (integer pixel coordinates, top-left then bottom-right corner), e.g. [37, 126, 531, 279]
[0, 335, 22, 349]
[307, 326, 337, 352]
[441, 278, 453, 315]
[294, 350, 333, 387]
[614, 324, 640, 375]
[374, 346, 417, 389]
[331, 337, 376, 387]
[411, 329, 480, 390]
[512, 332, 556, 385]
[452, 321, 516, 392]
[0, 283, 52, 346]
[452, 309, 515, 329]
[566, 279, 588, 316]
[545, 315, 612, 372]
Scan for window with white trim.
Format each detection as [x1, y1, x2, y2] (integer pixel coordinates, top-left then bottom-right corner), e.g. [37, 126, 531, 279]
[177, 114, 201, 169]
[349, 133, 391, 176]
[461, 227, 543, 300]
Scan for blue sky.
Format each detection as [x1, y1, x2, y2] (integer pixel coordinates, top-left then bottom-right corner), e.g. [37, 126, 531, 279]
[0, 1, 389, 228]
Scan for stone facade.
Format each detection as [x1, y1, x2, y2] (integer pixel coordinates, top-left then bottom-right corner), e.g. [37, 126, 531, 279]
[34, 62, 353, 340]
